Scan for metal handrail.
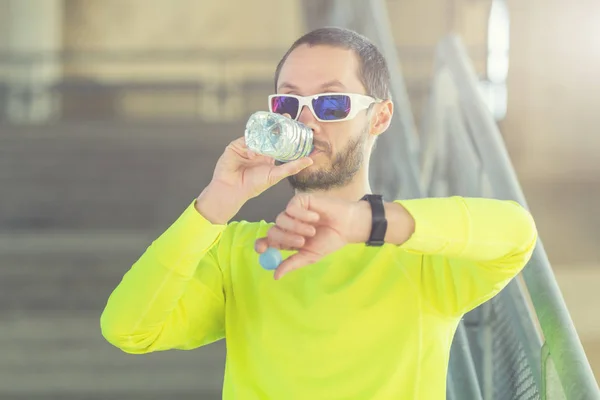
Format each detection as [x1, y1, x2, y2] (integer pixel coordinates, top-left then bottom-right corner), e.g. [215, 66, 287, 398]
[367, 0, 423, 199]
[425, 34, 599, 400]
[420, 58, 543, 398]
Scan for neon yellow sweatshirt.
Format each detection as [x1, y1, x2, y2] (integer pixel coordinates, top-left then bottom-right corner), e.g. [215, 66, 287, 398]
[101, 196, 537, 399]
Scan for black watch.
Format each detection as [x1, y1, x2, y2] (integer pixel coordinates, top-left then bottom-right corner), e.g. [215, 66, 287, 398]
[360, 194, 387, 246]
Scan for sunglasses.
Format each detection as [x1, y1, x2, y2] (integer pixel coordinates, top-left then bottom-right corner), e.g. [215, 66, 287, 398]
[268, 93, 381, 122]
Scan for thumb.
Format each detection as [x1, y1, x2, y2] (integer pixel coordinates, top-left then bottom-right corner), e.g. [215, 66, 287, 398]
[288, 192, 330, 215]
[269, 157, 313, 185]
[273, 251, 317, 280]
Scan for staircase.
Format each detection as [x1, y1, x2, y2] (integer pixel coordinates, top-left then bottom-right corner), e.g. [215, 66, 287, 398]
[0, 121, 298, 399]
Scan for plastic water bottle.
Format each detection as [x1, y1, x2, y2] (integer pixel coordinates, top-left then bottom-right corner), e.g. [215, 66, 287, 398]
[244, 111, 313, 162]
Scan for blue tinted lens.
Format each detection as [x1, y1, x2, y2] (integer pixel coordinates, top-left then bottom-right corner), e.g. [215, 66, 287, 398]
[312, 95, 351, 120]
[271, 96, 300, 119]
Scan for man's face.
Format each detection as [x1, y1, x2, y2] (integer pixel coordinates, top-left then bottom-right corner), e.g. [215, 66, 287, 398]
[275, 44, 373, 192]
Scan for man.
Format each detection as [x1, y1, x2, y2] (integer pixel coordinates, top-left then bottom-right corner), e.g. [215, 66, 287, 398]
[101, 27, 537, 399]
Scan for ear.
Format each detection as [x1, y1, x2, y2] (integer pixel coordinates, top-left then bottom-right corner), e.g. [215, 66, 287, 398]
[369, 100, 394, 136]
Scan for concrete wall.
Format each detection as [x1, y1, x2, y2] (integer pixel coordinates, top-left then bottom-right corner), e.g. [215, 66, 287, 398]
[64, 0, 303, 51]
[62, 0, 303, 80]
[505, 0, 600, 181]
[56, 0, 490, 120]
[7, 0, 598, 181]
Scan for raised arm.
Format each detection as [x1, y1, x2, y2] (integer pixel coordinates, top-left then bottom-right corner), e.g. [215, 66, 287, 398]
[394, 196, 538, 317]
[100, 137, 313, 353]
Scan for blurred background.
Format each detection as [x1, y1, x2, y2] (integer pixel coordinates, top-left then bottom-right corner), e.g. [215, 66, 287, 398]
[0, 0, 598, 398]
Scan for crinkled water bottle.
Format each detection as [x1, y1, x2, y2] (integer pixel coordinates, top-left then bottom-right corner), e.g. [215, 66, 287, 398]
[244, 111, 313, 162]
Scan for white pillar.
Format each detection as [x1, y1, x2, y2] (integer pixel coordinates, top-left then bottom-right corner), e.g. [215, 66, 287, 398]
[482, 0, 510, 121]
[3, 0, 63, 124]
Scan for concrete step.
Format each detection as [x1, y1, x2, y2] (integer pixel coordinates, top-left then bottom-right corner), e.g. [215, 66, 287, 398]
[0, 313, 225, 398]
[0, 121, 292, 231]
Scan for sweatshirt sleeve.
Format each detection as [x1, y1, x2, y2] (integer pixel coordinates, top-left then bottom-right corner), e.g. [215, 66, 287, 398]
[100, 200, 228, 354]
[396, 196, 538, 317]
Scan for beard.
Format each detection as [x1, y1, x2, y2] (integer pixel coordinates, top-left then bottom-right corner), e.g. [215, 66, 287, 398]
[287, 126, 368, 192]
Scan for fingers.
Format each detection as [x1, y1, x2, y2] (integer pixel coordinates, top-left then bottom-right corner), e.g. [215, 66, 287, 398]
[255, 237, 318, 280]
[254, 237, 269, 253]
[285, 195, 320, 223]
[254, 195, 320, 253]
[254, 201, 319, 257]
[269, 226, 306, 249]
[268, 157, 313, 185]
[275, 212, 316, 237]
[253, 228, 302, 254]
[274, 251, 318, 280]
[246, 149, 275, 165]
[230, 136, 247, 147]
[227, 137, 273, 164]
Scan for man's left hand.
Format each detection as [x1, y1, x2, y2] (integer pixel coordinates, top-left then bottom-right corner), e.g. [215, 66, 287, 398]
[254, 194, 372, 280]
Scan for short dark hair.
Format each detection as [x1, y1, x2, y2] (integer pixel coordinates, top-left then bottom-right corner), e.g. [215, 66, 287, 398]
[274, 27, 392, 100]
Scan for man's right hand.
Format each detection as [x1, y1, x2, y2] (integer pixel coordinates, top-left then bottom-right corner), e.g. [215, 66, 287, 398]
[195, 137, 313, 224]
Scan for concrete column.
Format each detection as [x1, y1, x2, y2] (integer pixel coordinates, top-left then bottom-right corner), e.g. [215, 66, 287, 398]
[2, 0, 63, 124]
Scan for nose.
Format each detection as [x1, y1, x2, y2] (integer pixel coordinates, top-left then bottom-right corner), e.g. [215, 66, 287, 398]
[296, 105, 324, 149]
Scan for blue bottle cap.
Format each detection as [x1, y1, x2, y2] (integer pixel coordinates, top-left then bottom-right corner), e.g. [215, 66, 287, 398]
[259, 247, 282, 271]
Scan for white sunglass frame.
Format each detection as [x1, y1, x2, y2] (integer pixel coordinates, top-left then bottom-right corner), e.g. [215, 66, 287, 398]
[268, 92, 381, 122]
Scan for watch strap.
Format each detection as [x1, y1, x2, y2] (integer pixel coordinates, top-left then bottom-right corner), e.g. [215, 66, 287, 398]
[360, 194, 387, 246]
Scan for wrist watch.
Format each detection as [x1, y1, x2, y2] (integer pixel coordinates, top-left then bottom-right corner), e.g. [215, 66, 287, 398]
[360, 194, 387, 246]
